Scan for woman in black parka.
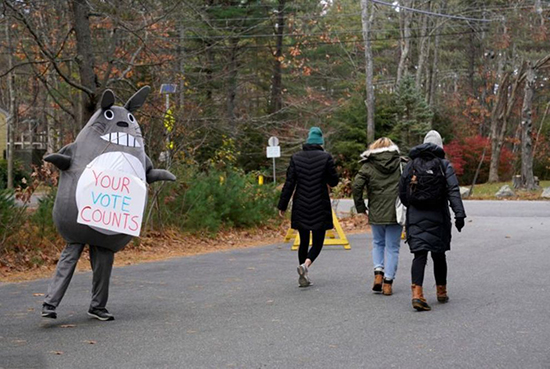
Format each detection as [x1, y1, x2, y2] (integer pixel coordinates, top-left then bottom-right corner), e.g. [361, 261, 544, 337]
[399, 130, 466, 311]
[278, 127, 339, 287]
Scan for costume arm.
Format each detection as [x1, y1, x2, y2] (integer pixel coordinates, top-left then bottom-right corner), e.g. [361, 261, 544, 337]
[145, 155, 176, 184]
[43, 144, 74, 171]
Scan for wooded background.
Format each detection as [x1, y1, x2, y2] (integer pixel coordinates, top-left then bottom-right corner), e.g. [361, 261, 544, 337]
[2, 0, 550, 191]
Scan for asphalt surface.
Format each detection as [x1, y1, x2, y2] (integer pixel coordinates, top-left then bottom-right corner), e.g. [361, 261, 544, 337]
[1, 201, 549, 369]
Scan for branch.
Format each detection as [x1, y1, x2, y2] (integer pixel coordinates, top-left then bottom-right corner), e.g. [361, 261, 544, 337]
[0, 60, 49, 78]
[4, 0, 94, 96]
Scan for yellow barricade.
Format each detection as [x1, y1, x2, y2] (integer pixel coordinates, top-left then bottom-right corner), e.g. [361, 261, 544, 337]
[284, 210, 350, 250]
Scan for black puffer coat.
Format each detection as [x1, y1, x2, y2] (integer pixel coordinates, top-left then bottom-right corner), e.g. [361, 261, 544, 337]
[398, 143, 466, 253]
[278, 144, 339, 231]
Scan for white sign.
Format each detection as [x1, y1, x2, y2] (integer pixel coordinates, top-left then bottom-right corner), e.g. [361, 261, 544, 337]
[268, 136, 279, 147]
[267, 146, 281, 158]
[76, 166, 147, 237]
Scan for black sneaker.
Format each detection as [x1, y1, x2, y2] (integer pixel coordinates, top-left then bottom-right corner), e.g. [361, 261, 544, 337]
[87, 308, 115, 321]
[41, 303, 57, 319]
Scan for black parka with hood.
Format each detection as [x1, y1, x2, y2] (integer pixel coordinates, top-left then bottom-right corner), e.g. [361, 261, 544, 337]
[352, 145, 401, 224]
[398, 143, 466, 253]
[278, 144, 339, 231]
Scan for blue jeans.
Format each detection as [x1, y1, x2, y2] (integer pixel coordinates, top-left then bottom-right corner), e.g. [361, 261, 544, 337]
[371, 224, 403, 280]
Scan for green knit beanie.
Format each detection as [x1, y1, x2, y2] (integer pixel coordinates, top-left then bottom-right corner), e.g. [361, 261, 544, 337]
[306, 127, 324, 145]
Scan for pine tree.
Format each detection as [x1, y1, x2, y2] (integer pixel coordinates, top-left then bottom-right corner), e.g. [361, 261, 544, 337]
[393, 75, 433, 153]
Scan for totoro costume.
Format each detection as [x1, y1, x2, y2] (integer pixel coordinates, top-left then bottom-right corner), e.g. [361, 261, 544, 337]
[42, 87, 175, 320]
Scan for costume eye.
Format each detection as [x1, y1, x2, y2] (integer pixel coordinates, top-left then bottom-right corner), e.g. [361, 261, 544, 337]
[128, 113, 135, 123]
[104, 109, 114, 120]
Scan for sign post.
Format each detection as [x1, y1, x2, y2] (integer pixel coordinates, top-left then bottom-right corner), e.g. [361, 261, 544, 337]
[160, 84, 177, 168]
[267, 136, 280, 184]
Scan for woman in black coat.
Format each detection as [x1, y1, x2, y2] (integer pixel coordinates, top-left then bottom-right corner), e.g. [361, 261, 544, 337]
[278, 127, 339, 287]
[399, 130, 466, 311]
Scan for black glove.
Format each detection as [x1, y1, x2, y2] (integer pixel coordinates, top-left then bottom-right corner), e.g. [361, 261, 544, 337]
[455, 217, 465, 232]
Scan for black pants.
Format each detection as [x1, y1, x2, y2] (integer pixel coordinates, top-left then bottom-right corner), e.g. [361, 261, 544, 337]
[298, 229, 326, 265]
[411, 251, 447, 286]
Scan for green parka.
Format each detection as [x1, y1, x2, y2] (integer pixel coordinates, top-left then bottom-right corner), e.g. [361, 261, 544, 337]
[352, 145, 401, 224]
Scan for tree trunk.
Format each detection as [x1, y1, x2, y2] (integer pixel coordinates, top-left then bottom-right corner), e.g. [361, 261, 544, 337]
[520, 63, 536, 189]
[488, 72, 510, 183]
[396, 0, 412, 86]
[5, 20, 17, 190]
[360, 0, 375, 143]
[226, 37, 239, 133]
[71, 0, 97, 126]
[415, 1, 431, 91]
[428, 28, 440, 107]
[269, 0, 286, 114]
[178, 21, 185, 109]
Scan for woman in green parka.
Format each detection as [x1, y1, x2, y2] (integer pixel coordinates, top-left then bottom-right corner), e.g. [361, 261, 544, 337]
[352, 137, 403, 296]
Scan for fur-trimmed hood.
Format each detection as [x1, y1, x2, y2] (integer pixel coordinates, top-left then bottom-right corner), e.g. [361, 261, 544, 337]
[359, 145, 401, 174]
[360, 144, 400, 160]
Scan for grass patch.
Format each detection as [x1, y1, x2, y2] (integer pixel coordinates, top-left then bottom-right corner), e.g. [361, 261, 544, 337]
[467, 180, 550, 200]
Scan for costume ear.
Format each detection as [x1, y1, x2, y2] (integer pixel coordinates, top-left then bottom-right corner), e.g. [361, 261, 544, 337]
[124, 86, 151, 112]
[101, 89, 115, 109]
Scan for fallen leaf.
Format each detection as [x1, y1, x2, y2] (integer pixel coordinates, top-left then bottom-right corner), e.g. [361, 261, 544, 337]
[50, 351, 63, 355]
[505, 235, 511, 238]
[84, 340, 96, 344]
[33, 293, 45, 297]
[60, 324, 76, 328]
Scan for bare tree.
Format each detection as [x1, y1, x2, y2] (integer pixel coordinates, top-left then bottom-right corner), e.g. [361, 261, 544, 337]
[415, 0, 431, 91]
[396, 0, 413, 86]
[488, 55, 550, 182]
[361, 0, 375, 143]
[5, 18, 17, 189]
[269, 0, 286, 114]
[520, 62, 536, 189]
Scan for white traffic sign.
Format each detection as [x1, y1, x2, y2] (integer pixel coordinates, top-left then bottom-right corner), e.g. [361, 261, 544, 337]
[268, 136, 279, 147]
[266, 146, 281, 158]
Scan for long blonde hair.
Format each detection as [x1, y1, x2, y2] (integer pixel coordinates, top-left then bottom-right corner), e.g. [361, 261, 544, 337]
[368, 137, 396, 151]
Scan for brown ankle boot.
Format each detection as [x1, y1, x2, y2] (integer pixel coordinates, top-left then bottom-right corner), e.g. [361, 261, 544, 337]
[372, 271, 383, 292]
[436, 285, 449, 303]
[382, 279, 393, 295]
[412, 285, 431, 311]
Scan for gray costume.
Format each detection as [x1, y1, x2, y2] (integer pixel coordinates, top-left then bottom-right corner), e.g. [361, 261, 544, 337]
[44, 87, 175, 311]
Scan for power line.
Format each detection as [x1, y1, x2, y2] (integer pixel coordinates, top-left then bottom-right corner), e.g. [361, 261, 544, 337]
[369, 0, 494, 22]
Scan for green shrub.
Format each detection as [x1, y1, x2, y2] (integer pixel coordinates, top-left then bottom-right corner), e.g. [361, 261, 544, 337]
[31, 188, 58, 240]
[154, 166, 278, 235]
[0, 189, 27, 250]
[0, 159, 29, 189]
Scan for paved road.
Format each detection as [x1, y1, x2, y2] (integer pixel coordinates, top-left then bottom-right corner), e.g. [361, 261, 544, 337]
[1, 201, 549, 368]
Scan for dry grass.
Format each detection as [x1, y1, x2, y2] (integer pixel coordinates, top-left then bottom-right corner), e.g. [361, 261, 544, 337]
[0, 215, 370, 283]
[467, 180, 550, 200]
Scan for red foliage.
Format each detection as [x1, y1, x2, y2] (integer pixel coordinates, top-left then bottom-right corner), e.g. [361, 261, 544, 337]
[445, 136, 514, 185]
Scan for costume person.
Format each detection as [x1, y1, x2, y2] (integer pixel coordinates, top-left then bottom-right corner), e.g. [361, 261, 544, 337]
[42, 87, 175, 321]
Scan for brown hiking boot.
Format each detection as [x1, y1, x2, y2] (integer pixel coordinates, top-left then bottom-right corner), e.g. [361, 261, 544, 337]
[382, 279, 393, 295]
[372, 271, 383, 292]
[412, 284, 431, 311]
[437, 285, 449, 303]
